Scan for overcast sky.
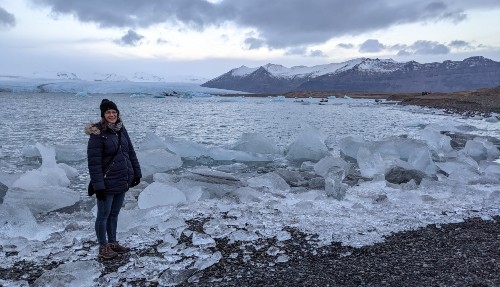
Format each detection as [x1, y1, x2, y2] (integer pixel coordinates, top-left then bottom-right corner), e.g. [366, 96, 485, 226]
[1, 0, 499, 80]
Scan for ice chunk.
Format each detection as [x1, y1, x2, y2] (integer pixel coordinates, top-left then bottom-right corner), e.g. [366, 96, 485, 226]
[175, 167, 246, 198]
[193, 251, 222, 270]
[12, 143, 71, 190]
[356, 146, 385, 178]
[435, 156, 480, 183]
[419, 126, 453, 157]
[230, 186, 262, 203]
[247, 172, 290, 192]
[339, 135, 364, 161]
[137, 149, 183, 178]
[158, 269, 197, 286]
[285, 129, 330, 162]
[12, 167, 70, 190]
[314, 156, 350, 177]
[407, 146, 437, 175]
[324, 170, 348, 200]
[462, 137, 500, 162]
[228, 230, 260, 243]
[0, 204, 55, 240]
[33, 261, 101, 287]
[232, 133, 281, 154]
[165, 137, 274, 162]
[139, 132, 169, 151]
[192, 232, 216, 246]
[138, 182, 187, 209]
[276, 230, 291, 241]
[4, 186, 79, 214]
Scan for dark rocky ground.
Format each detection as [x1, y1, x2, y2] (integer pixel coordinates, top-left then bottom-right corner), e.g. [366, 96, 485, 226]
[2, 216, 496, 286]
[177, 216, 500, 287]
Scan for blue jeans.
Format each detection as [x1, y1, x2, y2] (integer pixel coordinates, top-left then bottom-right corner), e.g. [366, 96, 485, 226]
[95, 192, 126, 245]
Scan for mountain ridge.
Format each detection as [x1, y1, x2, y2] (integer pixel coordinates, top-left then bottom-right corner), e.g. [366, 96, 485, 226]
[201, 56, 500, 93]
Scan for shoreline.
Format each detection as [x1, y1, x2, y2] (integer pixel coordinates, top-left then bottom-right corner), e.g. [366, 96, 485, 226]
[222, 86, 500, 116]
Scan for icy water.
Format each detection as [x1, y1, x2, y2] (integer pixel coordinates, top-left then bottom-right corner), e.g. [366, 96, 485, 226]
[1, 92, 497, 173]
[0, 91, 499, 286]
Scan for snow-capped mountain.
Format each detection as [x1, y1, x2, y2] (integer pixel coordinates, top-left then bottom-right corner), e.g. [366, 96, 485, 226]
[202, 56, 500, 93]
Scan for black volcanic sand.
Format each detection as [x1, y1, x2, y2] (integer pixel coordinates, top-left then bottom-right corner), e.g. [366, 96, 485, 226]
[176, 216, 500, 287]
[2, 216, 498, 286]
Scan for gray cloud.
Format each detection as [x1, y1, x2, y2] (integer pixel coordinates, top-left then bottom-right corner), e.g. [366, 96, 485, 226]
[244, 37, 265, 50]
[410, 40, 450, 55]
[359, 39, 385, 53]
[397, 50, 412, 56]
[115, 30, 144, 46]
[394, 40, 450, 56]
[309, 49, 327, 57]
[448, 40, 472, 49]
[337, 43, 354, 49]
[29, 0, 500, 49]
[285, 47, 307, 56]
[0, 7, 16, 28]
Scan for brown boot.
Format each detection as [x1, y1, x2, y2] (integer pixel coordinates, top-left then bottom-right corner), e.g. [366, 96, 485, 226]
[99, 244, 118, 260]
[109, 241, 130, 254]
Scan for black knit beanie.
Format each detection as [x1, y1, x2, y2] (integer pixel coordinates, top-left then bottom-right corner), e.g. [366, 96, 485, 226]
[100, 99, 119, 118]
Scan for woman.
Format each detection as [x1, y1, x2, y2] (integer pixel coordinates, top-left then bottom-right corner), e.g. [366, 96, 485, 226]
[85, 99, 142, 260]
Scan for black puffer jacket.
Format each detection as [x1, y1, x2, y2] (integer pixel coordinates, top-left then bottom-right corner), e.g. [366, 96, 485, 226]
[86, 121, 141, 194]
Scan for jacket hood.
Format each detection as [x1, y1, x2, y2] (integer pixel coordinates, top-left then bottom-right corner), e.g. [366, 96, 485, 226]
[85, 121, 101, 135]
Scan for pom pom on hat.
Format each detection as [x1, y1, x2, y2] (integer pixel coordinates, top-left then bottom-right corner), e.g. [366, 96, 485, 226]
[100, 99, 119, 118]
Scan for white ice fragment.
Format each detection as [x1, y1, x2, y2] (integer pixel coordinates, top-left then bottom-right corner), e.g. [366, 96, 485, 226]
[314, 156, 350, 178]
[407, 146, 437, 175]
[137, 149, 183, 178]
[247, 172, 290, 192]
[33, 261, 101, 287]
[228, 230, 260, 243]
[267, 246, 280, 256]
[0, 204, 55, 241]
[137, 182, 187, 209]
[12, 167, 70, 190]
[285, 129, 330, 162]
[139, 132, 169, 151]
[12, 143, 71, 190]
[325, 173, 348, 200]
[419, 126, 453, 157]
[276, 230, 291, 241]
[356, 146, 385, 178]
[193, 251, 222, 270]
[339, 135, 364, 160]
[230, 186, 262, 203]
[462, 137, 500, 162]
[158, 217, 187, 233]
[275, 254, 289, 263]
[192, 232, 215, 246]
[231, 133, 281, 154]
[4, 186, 79, 215]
